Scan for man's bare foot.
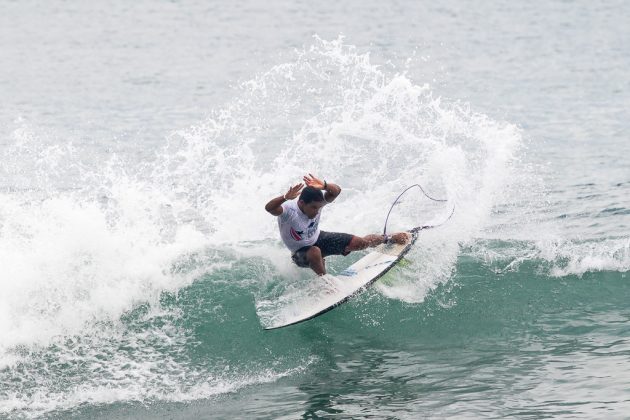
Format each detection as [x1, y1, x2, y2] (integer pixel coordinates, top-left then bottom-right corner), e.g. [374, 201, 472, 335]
[387, 232, 411, 245]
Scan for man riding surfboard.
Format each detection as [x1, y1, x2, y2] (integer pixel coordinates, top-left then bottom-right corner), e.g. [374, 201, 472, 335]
[265, 174, 410, 275]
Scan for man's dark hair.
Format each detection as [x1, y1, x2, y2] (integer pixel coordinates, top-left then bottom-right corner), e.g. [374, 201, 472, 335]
[299, 186, 325, 204]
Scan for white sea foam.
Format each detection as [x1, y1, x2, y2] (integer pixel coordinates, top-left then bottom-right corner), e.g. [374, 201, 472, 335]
[541, 237, 630, 277]
[468, 236, 630, 278]
[0, 315, 314, 418]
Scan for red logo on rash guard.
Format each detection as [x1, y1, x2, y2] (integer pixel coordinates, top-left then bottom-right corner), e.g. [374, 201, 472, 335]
[290, 227, 302, 241]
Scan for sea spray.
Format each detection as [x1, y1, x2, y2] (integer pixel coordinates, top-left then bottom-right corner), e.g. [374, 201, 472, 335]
[1, 37, 525, 417]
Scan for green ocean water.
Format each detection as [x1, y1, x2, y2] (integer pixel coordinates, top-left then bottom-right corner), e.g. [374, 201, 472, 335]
[44, 256, 630, 419]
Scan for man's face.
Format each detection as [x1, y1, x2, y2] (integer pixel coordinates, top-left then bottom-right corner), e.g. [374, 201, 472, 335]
[299, 200, 326, 219]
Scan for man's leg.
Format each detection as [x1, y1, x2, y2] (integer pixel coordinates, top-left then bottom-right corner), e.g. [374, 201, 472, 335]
[344, 232, 409, 253]
[306, 246, 326, 275]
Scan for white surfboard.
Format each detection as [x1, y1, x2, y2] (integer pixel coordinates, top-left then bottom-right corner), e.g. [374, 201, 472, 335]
[262, 231, 418, 330]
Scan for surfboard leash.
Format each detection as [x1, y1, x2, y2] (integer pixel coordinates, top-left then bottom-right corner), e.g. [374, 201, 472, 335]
[383, 184, 453, 236]
[409, 205, 455, 234]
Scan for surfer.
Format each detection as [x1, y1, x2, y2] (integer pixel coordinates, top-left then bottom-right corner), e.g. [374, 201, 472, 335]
[265, 174, 410, 275]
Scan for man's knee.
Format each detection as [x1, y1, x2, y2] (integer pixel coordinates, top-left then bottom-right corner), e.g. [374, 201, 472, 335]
[306, 246, 322, 260]
[355, 236, 369, 248]
[346, 235, 366, 252]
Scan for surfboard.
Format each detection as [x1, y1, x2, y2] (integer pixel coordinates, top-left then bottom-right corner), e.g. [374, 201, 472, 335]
[263, 231, 418, 330]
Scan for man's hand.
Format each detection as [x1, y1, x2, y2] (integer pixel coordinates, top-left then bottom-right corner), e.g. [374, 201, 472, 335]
[285, 183, 304, 200]
[304, 173, 341, 203]
[303, 173, 325, 190]
[265, 183, 303, 216]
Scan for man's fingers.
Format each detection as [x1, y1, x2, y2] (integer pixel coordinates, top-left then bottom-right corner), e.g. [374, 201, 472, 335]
[288, 183, 304, 194]
[304, 173, 321, 184]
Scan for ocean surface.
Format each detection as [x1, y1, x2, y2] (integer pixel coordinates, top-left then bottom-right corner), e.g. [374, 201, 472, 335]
[1, 1, 629, 418]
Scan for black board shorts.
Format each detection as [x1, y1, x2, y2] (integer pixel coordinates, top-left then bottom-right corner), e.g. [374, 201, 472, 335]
[291, 231, 354, 268]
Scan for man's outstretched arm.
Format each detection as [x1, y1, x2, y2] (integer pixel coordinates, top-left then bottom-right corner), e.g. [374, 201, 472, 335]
[264, 183, 304, 216]
[303, 173, 341, 203]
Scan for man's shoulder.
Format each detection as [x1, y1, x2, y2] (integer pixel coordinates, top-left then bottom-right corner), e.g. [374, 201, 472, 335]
[280, 200, 298, 219]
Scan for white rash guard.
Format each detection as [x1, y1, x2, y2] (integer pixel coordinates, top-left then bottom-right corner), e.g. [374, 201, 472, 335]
[277, 199, 321, 254]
